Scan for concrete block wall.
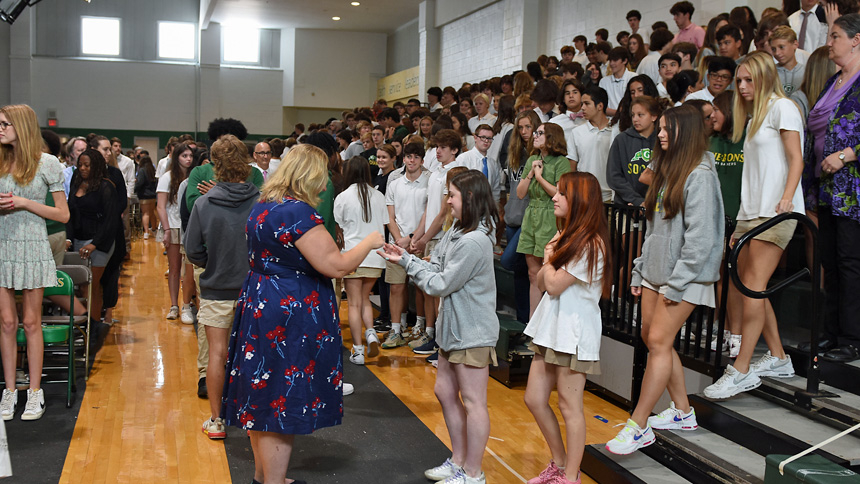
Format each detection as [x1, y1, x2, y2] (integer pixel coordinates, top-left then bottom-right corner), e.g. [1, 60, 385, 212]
[439, 0, 505, 87]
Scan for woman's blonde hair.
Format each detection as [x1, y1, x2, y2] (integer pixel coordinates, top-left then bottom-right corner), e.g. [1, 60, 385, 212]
[260, 144, 328, 207]
[0, 104, 42, 185]
[210, 134, 252, 183]
[732, 51, 786, 143]
[800, 46, 837, 109]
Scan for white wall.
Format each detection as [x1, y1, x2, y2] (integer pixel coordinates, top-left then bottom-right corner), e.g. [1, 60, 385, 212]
[435, 0, 499, 27]
[0, 24, 9, 106]
[438, 1, 505, 87]
[292, 29, 387, 109]
[387, 19, 420, 75]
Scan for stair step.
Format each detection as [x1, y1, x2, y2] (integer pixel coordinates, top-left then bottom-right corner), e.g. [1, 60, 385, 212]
[655, 426, 765, 483]
[759, 375, 860, 423]
[585, 444, 694, 483]
[694, 391, 860, 466]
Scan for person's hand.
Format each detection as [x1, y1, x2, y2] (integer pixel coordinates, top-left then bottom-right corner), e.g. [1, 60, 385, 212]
[163, 235, 171, 250]
[776, 199, 794, 214]
[631, 286, 642, 297]
[821, 151, 846, 177]
[376, 243, 406, 264]
[543, 231, 560, 263]
[364, 231, 384, 249]
[410, 237, 427, 255]
[65, 239, 72, 250]
[197, 180, 216, 195]
[395, 236, 411, 249]
[79, 243, 96, 259]
[825, 2, 840, 26]
[663, 295, 677, 305]
[0, 193, 27, 211]
[533, 160, 544, 179]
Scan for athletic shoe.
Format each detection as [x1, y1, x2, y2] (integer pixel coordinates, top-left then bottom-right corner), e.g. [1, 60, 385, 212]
[751, 351, 795, 378]
[426, 351, 439, 364]
[728, 335, 742, 358]
[425, 458, 463, 481]
[365, 328, 380, 357]
[703, 364, 761, 399]
[373, 318, 391, 333]
[21, 388, 45, 421]
[381, 331, 407, 348]
[180, 304, 195, 325]
[647, 401, 698, 430]
[527, 460, 563, 484]
[711, 330, 730, 352]
[202, 417, 226, 439]
[349, 346, 365, 365]
[343, 382, 354, 396]
[413, 337, 439, 355]
[441, 469, 486, 484]
[605, 419, 656, 455]
[143, 231, 149, 240]
[0, 389, 16, 421]
[166, 305, 180, 320]
[407, 323, 425, 342]
[197, 377, 208, 399]
[410, 332, 432, 349]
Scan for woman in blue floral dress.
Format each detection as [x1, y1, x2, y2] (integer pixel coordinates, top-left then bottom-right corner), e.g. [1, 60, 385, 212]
[221, 144, 383, 484]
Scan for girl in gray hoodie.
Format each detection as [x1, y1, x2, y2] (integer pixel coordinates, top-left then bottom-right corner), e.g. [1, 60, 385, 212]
[606, 105, 725, 456]
[379, 170, 499, 484]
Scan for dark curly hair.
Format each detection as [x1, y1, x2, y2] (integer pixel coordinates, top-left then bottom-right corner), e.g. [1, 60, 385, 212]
[207, 117, 248, 141]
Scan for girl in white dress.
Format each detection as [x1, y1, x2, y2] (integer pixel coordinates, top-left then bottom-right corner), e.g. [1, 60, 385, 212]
[523, 172, 611, 484]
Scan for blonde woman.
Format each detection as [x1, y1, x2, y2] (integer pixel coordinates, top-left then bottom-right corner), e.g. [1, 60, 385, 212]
[221, 144, 382, 484]
[0, 104, 69, 421]
[704, 51, 804, 399]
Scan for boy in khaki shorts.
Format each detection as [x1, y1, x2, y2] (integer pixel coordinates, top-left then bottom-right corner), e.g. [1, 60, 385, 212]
[184, 135, 260, 440]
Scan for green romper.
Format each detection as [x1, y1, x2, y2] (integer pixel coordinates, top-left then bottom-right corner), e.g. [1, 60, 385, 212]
[516, 154, 571, 257]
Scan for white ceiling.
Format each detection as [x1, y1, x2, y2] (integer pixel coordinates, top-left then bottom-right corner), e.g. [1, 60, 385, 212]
[205, 0, 422, 33]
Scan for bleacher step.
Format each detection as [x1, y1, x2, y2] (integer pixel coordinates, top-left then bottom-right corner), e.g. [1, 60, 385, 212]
[692, 391, 860, 467]
[584, 445, 694, 484]
[758, 374, 860, 424]
[653, 426, 765, 483]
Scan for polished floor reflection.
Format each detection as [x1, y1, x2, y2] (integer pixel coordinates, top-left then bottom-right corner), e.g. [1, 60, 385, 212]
[59, 237, 629, 483]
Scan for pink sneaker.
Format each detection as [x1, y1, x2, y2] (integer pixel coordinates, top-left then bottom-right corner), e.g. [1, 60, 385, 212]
[556, 471, 581, 484]
[527, 460, 563, 484]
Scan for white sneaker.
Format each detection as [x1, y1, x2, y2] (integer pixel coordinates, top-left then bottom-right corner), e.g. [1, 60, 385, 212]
[711, 330, 730, 352]
[0, 389, 17, 421]
[648, 401, 698, 430]
[180, 304, 195, 325]
[751, 351, 795, 378]
[605, 418, 656, 455]
[21, 388, 45, 420]
[143, 231, 149, 240]
[166, 305, 180, 320]
[728, 334, 742, 358]
[441, 468, 486, 484]
[365, 328, 380, 357]
[425, 458, 463, 481]
[703, 364, 761, 399]
[349, 346, 365, 365]
[343, 382, 354, 396]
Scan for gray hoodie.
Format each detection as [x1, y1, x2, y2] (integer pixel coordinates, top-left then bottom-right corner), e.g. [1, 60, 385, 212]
[631, 154, 725, 302]
[399, 224, 499, 352]
[607, 127, 655, 206]
[184, 182, 260, 300]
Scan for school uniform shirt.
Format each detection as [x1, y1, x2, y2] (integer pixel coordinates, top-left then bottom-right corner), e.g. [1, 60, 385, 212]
[424, 161, 462, 239]
[117, 154, 136, 198]
[573, 51, 588, 65]
[524, 253, 605, 360]
[777, 61, 806, 96]
[333, 184, 389, 268]
[636, 51, 662, 86]
[673, 22, 706, 49]
[570, 121, 614, 201]
[533, 107, 557, 124]
[549, 111, 586, 162]
[468, 113, 497, 134]
[789, 5, 827, 51]
[685, 88, 716, 103]
[737, 96, 805, 221]
[457, 147, 504, 202]
[156, 172, 183, 229]
[599, 70, 636, 111]
[429, 102, 443, 112]
[424, 147, 440, 173]
[155, 156, 171, 179]
[657, 82, 670, 99]
[386, 171, 430, 243]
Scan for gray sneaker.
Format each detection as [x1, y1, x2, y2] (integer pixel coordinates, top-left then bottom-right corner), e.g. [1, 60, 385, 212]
[751, 351, 795, 378]
[703, 364, 761, 399]
[0, 389, 16, 421]
[409, 333, 432, 349]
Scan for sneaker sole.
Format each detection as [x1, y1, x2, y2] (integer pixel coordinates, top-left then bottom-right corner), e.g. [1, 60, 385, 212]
[649, 422, 698, 430]
[704, 379, 762, 399]
[366, 338, 380, 358]
[413, 347, 438, 355]
[756, 370, 795, 378]
[604, 433, 656, 455]
[21, 411, 45, 421]
[1, 413, 13, 421]
[204, 430, 226, 439]
[424, 470, 456, 481]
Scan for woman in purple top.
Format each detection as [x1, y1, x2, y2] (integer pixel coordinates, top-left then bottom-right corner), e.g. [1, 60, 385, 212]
[802, 13, 860, 362]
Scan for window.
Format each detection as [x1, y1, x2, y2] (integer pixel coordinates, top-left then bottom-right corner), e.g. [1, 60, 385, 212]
[158, 21, 196, 60]
[81, 16, 120, 56]
[222, 25, 260, 64]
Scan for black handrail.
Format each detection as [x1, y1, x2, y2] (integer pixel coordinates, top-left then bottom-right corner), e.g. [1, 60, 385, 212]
[727, 212, 823, 397]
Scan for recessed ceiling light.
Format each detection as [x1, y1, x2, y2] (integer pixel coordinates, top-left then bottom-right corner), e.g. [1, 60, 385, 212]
[351, 2, 360, 5]
[332, 16, 341, 20]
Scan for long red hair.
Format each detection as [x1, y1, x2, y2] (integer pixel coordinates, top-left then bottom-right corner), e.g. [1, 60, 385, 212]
[548, 172, 611, 293]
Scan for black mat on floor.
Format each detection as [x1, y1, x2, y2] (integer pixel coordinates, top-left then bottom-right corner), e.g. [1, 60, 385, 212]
[225, 347, 452, 484]
[3, 319, 110, 483]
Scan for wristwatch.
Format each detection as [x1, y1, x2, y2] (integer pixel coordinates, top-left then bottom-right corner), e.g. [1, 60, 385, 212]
[839, 151, 846, 162]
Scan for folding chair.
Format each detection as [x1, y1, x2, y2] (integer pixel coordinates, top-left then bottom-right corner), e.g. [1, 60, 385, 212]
[43, 264, 92, 379]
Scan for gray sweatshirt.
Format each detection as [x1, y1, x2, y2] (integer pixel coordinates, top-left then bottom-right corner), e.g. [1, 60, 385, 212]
[184, 182, 260, 300]
[607, 127, 655, 206]
[631, 153, 725, 302]
[399, 224, 499, 352]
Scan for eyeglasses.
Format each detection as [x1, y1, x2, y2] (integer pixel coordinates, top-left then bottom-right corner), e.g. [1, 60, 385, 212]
[0, 122, 12, 129]
[475, 135, 493, 142]
[708, 73, 733, 81]
[254, 151, 272, 156]
[534, 130, 545, 137]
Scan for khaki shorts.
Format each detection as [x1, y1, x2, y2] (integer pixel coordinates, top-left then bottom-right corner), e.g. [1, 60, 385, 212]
[439, 346, 498, 368]
[344, 267, 383, 279]
[198, 298, 237, 329]
[733, 217, 797, 251]
[424, 239, 439, 258]
[385, 261, 407, 284]
[47, 231, 66, 267]
[167, 228, 183, 245]
[528, 342, 601, 375]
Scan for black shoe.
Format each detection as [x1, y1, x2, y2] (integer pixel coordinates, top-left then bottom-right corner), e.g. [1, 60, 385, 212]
[373, 317, 391, 332]
[198, 377, 208, 398]
[797, 338, 837, 353]
[823, 344, 860, 363]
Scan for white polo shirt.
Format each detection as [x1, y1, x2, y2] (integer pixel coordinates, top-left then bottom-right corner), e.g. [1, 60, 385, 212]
[424, 160, 461, 239]
[334, 184, 389, 268]
[570, 120, 614, 201]
[549, 111, 586, 161]
[599, 70, 635, 111]
[386, 171, 430, 241]
[155, 156, 171, 179]
[457, 147, 504, 202]
[468, 113, 497, 134]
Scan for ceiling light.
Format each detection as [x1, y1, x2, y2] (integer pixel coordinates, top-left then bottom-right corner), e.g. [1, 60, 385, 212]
[351, 2, 360, 5]
[332, 16, 340, 20]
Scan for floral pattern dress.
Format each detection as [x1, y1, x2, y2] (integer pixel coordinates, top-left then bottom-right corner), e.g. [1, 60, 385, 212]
[221, 197, 343, 435]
